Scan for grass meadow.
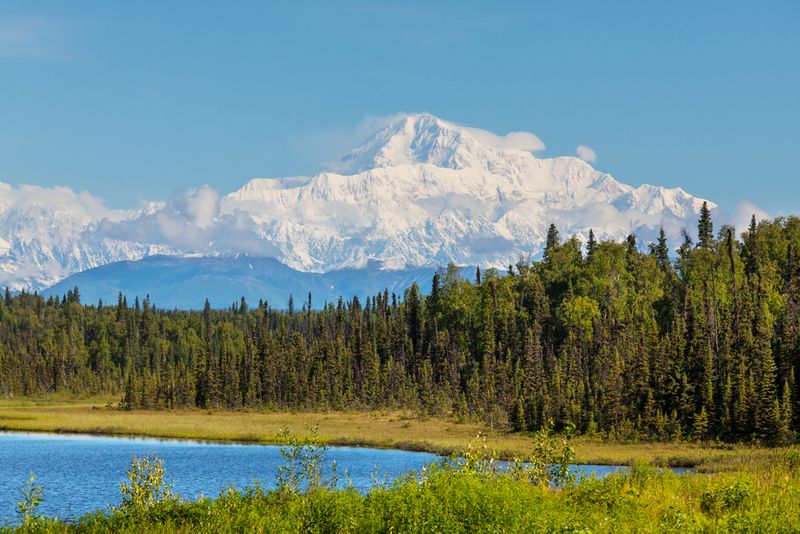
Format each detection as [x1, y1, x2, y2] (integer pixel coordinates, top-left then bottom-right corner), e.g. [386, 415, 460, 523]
[0, 397, 791, 474]
[2, 419, 799, 533]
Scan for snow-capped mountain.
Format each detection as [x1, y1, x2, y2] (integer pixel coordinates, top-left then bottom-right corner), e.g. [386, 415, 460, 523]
[220, 113, 710, 271]
[1, 113, 712, 291]
[0, 185, 174, 290]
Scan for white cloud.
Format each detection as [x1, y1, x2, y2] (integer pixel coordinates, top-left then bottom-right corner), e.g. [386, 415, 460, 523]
[720, 199, 771, 235]
[99, 187, 277, 257]
[458, 126, 545, 152]
[435, 115, 545, 152]
[0, 181, 280, 262]
[576, 145, 597, 163]
[292, 113, 408, 172]
[183, 186, 219, 230]
[0, 182, 121, 222]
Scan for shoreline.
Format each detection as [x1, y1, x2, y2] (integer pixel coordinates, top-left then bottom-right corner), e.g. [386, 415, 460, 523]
[0, 401, 789, 473]
[0, 429, 695, 475]
[0, 426, 457, 457]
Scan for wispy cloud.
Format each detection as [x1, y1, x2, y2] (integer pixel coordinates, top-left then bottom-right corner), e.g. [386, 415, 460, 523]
[0, 16, 67, 59]
[289, 113, 407, 172]
[98, 185, 277, 256]
[296, 111, 548, 172]
[459, 125, 546, 153]
[576, 145, 597, 163]
[724, 199, 772, 235]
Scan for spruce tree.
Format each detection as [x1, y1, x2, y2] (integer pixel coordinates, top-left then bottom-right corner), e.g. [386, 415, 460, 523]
[745, 215, 759, 276]
[544, 224, 559, 260]
[626, 234, 637, 255]
[654, 227, 670, 271]
[698, 201, 714, 249]
[586, 229, 597, 261]
[778, 380, 795, 445]
[693, 407, 709, 441]
[754, 308, 779, 442]
[1, 214, 799, 443]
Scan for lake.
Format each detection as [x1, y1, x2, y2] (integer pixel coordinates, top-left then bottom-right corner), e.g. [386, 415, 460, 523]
[1, 431, 648, 523]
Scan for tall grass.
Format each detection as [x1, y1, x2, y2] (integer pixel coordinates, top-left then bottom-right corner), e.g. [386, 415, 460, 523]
[1, 401, 791, 472]
[5, 433, 800, 533]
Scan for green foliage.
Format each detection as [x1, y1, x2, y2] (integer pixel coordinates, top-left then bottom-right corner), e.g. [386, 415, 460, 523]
[700, 480, 753, 517]
[558, 296, 600, 340]
[458, 432, 498, 475]
[2, 213, 800, 447]
[16, 474, 44, 530]
[275, 426, 338, 495]
[118, 455, 174, 513]
[526, 421, 577, 487]
[692, 408, 710, 442]
[12, 440, 800, 533]
[697, 201, 714, 249]
[658, 506, 696, 532]
[459, 424, 577, 488]
[569, 473, 634, 515]
[784, 448, 800, 471]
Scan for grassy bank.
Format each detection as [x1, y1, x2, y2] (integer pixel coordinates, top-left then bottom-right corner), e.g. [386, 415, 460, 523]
[0, 398, 788, 473]
[2, 403, 798, 532]
[5, 441, 800, 533]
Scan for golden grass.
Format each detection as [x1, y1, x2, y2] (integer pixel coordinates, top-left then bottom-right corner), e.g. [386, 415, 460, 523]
[0, 398, 786, 473]
[569, 439, 789, 473]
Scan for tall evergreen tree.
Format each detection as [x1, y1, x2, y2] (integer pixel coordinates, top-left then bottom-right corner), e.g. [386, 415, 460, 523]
[654, 227, 671, 271]
[698, 201, 714, 249]
[586, 229, 597, 261]
[0, 214, 798, 443]
[745, 215, 760, 276]
[544, 224, 560, 260]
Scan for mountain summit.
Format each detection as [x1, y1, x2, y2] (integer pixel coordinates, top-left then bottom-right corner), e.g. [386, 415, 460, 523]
[334, 113, 518, 173]
[0, 114, 712, 291]
[222, 113, 710, 271]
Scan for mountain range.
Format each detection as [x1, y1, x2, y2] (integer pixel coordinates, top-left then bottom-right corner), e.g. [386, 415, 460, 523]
[43, 255, 438, 310]
[1, 113, 712, 305]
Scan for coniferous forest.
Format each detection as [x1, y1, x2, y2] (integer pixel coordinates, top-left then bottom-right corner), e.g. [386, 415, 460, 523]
[1, 206, 799, 445]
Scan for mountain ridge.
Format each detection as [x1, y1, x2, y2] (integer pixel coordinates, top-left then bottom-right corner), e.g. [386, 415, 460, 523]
[43, 255, 440, 310]
[1, 113, 713, 291]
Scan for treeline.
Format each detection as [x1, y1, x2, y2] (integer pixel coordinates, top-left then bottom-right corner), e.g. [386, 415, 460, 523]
[1, 205, 799, 444]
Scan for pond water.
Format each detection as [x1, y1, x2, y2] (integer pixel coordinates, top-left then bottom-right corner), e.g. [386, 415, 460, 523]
[0, 431, 681, 522]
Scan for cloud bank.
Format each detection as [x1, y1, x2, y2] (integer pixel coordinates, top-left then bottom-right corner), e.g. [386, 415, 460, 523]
[0, 182, 121, 223]
[712, 199, 773, 237]
[97, 186, 276, 257]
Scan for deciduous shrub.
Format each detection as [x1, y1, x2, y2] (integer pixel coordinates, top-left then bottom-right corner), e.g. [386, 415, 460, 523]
[118, 455, 174, 513]
[16, 474, 44, 531]
[700, 480, 753, 517]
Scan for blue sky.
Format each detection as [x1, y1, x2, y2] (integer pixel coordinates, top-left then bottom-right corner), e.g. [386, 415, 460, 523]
[0, 1, 798, 214]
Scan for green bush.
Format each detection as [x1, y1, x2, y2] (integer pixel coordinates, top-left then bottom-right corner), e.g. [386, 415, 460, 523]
[658, 506, 696, 532]
[784, 448, 800, 471]
[7, 431, 800, 533]
[117, 455, 174, 513]
[700, 480, 753, 517]
[275, 426, 338, 495]
[570, 474, 634, 513]
[16, 474, 45, 531]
